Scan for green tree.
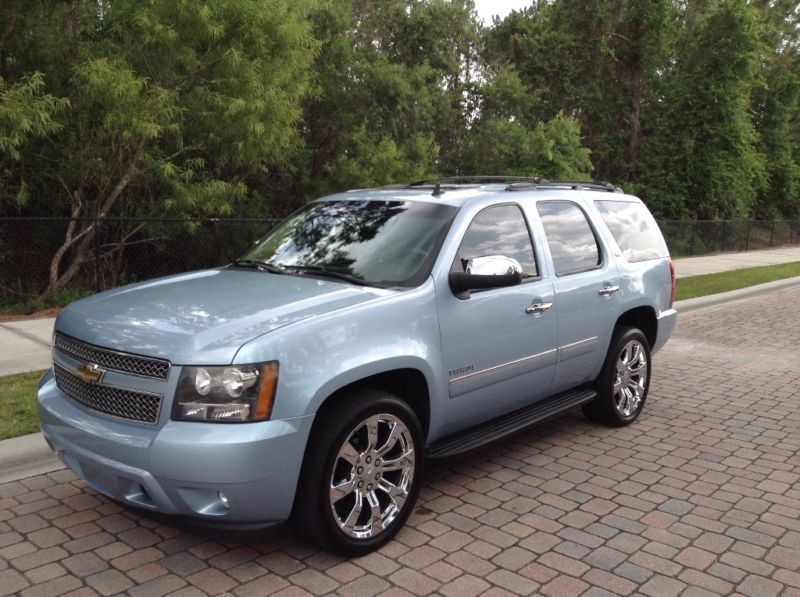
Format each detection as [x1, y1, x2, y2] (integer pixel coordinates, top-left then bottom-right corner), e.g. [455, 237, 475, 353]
[298, 0, 483, 195]
[5, 0, 798, 304]
[1, 0, 316, 297]
[485, 0, 673, 181]
[751, 0, 800, 218]
[461, 67, 593, 178]
[302, 0, 595, 187]
[0, 73, 68, 205]
[0, 73, 67, 162]
[638, 0, 766, 218]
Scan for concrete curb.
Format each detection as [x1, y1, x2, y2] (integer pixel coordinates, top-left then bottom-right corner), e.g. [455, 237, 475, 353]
[0, 432, 64, 484]
[675, 275, 800, 314]
[2, 275, 800, 485]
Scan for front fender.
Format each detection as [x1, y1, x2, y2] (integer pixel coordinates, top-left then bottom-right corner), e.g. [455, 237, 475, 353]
[308, 355, 437, 414]
[232, 279, 447, 433]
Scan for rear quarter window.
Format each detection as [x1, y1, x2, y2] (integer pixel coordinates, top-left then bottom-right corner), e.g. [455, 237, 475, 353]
[594, 200, 669, 262]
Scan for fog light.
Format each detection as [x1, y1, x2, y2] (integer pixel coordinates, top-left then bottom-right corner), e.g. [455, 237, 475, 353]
[218, 492, 230, 509]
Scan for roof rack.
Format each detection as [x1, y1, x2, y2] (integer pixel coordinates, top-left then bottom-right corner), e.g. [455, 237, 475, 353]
[407, 175, 546, 187]
[505, 180, 622, 193]
[400, 176, 550, 197]
[382, 176, 622, 196]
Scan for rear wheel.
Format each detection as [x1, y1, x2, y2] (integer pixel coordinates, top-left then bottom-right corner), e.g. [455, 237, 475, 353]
[584, 326, 651, 426]
[291, 390, 424, 555]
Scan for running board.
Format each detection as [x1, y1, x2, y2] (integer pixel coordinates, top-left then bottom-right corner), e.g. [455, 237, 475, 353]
[427, 388, 596, 459]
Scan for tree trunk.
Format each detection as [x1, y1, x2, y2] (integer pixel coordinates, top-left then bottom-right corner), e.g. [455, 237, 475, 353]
[42, 229, 95, 298]
[627, 63, 643, 173]
[41, 142, 144, 299]
[0, 18, 15, 55]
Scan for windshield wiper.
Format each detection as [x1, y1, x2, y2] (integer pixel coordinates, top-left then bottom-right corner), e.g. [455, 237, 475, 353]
[286, 265, 378, 287]
[231, 259, 287, 275]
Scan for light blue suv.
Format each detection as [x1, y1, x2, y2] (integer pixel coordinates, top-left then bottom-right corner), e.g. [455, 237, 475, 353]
[38, 177, 677, 555]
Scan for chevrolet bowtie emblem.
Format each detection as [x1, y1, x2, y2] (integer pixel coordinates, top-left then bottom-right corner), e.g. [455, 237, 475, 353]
[76, 363, 104, 384]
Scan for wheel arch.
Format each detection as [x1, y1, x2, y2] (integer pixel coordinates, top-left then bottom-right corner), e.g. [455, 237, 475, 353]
[312, 365, 433, 439]
[615, 305, 657, 349]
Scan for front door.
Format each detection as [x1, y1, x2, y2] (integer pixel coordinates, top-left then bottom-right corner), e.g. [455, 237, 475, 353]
[435, 204, 558, 437]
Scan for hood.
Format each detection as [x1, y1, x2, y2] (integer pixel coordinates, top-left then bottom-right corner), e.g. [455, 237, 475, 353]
[56, 269, 389, 365]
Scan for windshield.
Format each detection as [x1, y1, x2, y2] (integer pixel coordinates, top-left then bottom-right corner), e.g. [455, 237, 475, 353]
[239, 200, 458, 287]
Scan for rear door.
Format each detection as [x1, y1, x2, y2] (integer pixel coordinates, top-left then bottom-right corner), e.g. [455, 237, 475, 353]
[535, 200, 621, 393]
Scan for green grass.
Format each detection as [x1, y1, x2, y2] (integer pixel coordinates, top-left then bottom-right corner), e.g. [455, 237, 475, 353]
[677, 261, 800, 301]
[0, 370, 45, 440]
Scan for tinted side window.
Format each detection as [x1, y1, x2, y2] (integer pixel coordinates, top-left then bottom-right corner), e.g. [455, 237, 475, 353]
[454, 204, 537, 277]
[595, 200, 669, 262]
[537, 201, 601, 276]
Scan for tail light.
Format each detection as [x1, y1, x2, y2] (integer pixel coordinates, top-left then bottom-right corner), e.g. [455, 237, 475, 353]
[668, 258, 676, 308]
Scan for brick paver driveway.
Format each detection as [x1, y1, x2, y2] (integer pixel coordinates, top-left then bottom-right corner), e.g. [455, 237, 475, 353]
[2, 287, 800, 597]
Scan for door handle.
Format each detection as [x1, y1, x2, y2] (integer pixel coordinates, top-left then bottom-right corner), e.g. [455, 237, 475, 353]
[526, 302, 553, 314]
[598, 285, 620, 296]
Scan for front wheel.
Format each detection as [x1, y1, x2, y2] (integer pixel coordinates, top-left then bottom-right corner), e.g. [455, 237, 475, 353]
[291, 390, 425, 555]
[584, 326, 651, 426]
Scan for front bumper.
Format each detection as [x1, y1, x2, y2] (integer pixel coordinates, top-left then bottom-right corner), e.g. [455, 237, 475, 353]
[38, 369, 314, 524]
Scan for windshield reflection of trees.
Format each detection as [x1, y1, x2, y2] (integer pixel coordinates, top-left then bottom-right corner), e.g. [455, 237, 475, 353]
[279, 202, 406, 275]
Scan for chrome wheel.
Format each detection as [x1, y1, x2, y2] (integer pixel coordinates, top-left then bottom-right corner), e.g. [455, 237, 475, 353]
[613, 340, 648, 417]
[329, 413, 415, 539]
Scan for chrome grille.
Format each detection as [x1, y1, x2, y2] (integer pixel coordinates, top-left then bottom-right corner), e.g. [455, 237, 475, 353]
[54, 332, 170, 380]
[54, 363, 162, 424]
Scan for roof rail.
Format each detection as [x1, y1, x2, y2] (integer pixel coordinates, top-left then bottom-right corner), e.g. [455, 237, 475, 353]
[407, 175, 546, 187]
[506, 180, 622, 193]
[381, 176, 623, 196]
[403, 176, 550, 197]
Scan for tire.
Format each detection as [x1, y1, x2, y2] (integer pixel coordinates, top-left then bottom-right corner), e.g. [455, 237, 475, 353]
[583, 326, 651, 427]
[290, 389, 425, 556]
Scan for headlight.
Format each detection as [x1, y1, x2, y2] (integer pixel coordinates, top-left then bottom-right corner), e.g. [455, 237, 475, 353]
[172, 362, 279, 423]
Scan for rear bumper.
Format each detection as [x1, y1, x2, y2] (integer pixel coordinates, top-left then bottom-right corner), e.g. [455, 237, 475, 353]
[38, 369, 313, 524]
[653, 308, 677, 354]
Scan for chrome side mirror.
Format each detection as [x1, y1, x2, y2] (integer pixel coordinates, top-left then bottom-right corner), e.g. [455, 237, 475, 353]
[449, 255, 523, 299]
[465, 255, 523, 276]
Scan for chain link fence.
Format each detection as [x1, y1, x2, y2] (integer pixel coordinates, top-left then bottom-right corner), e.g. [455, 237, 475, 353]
[0, 217, 280, 306]
[659, 220, 800, 258]
[1, 217, 799, 307]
